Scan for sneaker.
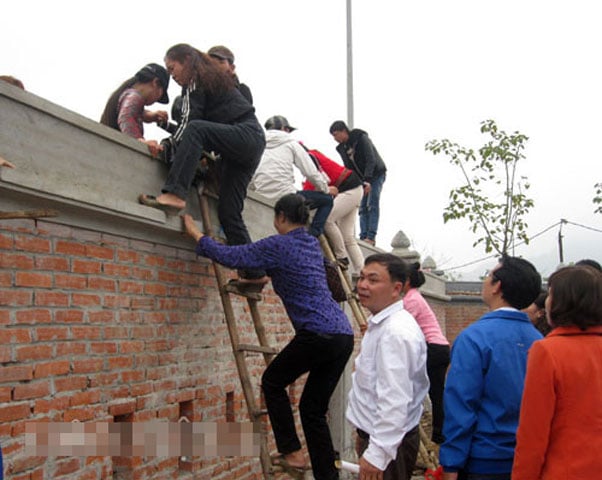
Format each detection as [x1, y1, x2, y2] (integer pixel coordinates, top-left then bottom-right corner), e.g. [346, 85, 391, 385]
[336, 257, 350, 270]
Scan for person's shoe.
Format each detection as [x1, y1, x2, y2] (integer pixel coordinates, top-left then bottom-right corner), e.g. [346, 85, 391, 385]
[363, 239, 376, 246]
[336, 257, 350, 270]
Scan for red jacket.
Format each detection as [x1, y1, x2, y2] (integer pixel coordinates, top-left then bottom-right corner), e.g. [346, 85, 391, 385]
[512, 325, 602, 479]
[302, 149, 351, 190]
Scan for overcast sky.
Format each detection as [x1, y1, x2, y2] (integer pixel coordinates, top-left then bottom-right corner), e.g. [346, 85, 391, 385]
[3, 0, 601, 279]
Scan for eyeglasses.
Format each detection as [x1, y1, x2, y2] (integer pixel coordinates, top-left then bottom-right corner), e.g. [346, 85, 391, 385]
[485, 269, 499, 282]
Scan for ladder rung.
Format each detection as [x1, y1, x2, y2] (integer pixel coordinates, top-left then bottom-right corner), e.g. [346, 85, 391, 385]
[223, 283, 263, 300]
[238, 344, 279, 355]
[252, 409, 269, 418]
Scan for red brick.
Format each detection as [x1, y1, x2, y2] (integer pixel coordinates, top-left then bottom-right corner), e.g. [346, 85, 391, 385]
[71, 293, 101, 307]
[85, 245, 114, 260]
[34, 360, 71, 378]
[55, 310, 84, 323]
[16, 344, 53, 362]
[103, 295, 131, 308]
[131, 267, 154, 280]
[0, 289, 33, 306]
[72, 358, 104, 374]
[117, 249, 139, 263]
[15, 309, 52, 324]
[55, 457, 82, 476]
[34, 291, 68, 306]
[107, 356, 133, 370]
[54, 375, 88, 392]
[69, 389, 102, 406]
[15, 272, 52, 288]
[108, 399, 136, 416]
[87, 310, 115, 323]
[0, 327, 32, 343]
[119, 340, 144, 353]
[54, 273, 87, 289]
[0, 402, 31, 422]
[36, 326, 69, 341]
[71, 258, 102, 274]
[0, 252, 34, 269]
[15, 235, 51, 253]
[88, 372, 119, 387]
[0, 309, 10, 325]
[103, 264, 131, 276]
[0, 345, 10, 362]
[0, 232, 13, 249]
[118, 280, 143, 294]
[33, 395, 70, 414]
[131, 382, 153, 397]
[90, 342, 117, 354]
[13, 380, 51, 400]
[0, 271, 11, 286]
[0, 386, 11, 402]
[87, 276, 116, 292]
[55, 240, 86, 256]
[55, 342, 86, 357]
[0, 364, 33, 383]
[34, 255, 69, 271]
[63, 405, 105, 422]
[72, 326, 102, 339]
[120, 370, 144, 383]
[131, 297, 154, 310]
[144, 283, 167, 296]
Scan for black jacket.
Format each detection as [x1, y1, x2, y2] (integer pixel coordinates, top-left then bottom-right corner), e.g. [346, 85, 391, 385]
[335, 129, 386, 182]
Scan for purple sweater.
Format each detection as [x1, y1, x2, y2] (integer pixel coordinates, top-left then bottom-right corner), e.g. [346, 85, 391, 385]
[196, 227, 353, 336]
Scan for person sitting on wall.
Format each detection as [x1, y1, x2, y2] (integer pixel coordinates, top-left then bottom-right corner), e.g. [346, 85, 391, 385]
[182, 193, 354, 480]
[249, 115, 336, 237]
[0, 75, 25, 90]
[100, 63, 170, 157]
[139, 43, 267, 287]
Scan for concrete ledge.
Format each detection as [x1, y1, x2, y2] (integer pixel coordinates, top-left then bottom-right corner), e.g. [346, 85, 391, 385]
[0, 82, 277, 246]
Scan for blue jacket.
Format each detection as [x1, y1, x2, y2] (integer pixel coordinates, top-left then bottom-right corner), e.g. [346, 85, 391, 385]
[440, 309, 543, 474]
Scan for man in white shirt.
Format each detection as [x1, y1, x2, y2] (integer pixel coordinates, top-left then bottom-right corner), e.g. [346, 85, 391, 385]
[249, 115, 337, 236]
[347, 253, 429, 480]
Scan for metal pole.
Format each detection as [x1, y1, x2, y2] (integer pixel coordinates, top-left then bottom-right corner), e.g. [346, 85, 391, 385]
[346, 0, 354, 128]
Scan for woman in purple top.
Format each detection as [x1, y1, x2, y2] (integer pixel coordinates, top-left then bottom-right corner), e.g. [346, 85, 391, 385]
[183, 193, 353, 480]
[402, 262, 450, 445]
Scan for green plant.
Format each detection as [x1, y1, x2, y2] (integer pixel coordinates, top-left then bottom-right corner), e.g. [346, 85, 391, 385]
[594, 182, 602, 214]
[425, 119, 534, 255]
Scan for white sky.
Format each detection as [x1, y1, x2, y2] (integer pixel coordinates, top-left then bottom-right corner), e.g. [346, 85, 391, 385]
[3, 0, 601, 279]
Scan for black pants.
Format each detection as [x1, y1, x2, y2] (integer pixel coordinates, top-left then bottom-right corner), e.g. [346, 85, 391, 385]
[162, 117, 266, 278]
[427, 343, 450, 444]
[356, 425, 420, 480]
[261, 330, 354, 480]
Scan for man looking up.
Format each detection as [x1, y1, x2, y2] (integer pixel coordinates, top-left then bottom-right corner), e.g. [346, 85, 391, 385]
[440, 255, 542, 480]
[347, 253, 429, 480]
[329, 120, 386, 246]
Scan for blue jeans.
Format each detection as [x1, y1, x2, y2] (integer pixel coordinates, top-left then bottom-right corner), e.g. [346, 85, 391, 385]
[298, 190, 333, 237]
[359, 173, 385, 241]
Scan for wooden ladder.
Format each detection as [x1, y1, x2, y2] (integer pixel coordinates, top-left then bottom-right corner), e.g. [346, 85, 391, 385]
[196, 189, 278, 479]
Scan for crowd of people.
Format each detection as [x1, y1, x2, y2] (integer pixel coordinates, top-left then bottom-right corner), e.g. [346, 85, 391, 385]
[4, 47, 602, 480]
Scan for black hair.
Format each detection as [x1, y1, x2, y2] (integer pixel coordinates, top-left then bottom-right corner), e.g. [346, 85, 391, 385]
[548, 265, 602, 329]
[329, 120, 349, 134]
[408, 262, 426, 288]
[364, 253, 409, 284]
[575, 258, 602, 271]
[493, 255, 542, 310]
[274, 194, 309, 226]
[100, 68, 160, 130]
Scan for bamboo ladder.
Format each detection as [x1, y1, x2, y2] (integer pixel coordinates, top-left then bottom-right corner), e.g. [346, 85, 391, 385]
[194, 171, 370, 478]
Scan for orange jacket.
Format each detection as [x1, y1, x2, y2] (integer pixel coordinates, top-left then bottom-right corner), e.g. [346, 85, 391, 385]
[512, 325, 602, 479]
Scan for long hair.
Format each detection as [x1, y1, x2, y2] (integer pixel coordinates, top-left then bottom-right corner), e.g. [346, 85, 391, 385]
[165, 43, 234, 96]
[100, 77, 137, 129]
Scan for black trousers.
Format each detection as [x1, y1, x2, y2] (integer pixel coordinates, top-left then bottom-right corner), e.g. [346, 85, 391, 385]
[427, 343, 450, 444]
[356, 425, 420, 480]
[261, 330, 354, 480]
[162, 117, 266, 278]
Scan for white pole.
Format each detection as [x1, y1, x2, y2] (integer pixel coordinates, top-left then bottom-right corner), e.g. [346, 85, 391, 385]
[346, 0, 354, 128]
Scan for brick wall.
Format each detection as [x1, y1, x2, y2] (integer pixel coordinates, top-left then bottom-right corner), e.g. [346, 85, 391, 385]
[0, 217, 296, 479]
[443, 284, 488, 344]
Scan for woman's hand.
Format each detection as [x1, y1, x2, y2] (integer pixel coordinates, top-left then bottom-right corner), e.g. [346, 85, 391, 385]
[143, 109, 168, 124]
[139, 139, 163, 157]
[182, 214, 203, 242]
[0, 156, 16, 168]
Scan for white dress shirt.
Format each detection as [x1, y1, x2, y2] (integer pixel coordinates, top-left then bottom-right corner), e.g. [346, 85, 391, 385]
[346, 299, 429, 471]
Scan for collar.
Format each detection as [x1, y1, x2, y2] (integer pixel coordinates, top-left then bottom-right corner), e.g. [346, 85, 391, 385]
[547, 325, 602, 337]
[369, 299, 404, 326]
